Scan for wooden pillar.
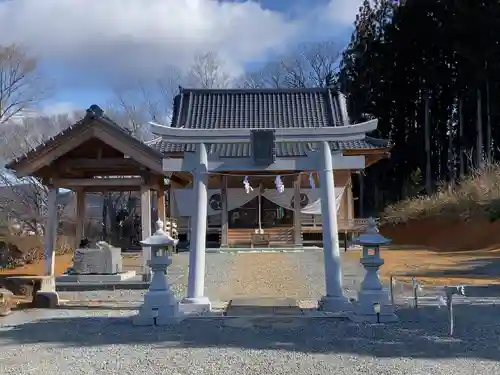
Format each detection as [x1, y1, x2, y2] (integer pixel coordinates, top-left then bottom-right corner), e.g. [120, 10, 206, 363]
[44, 186, 58, 280]
[157, 185, 166, 224]
[165, 186, 171, 217]
[220, 175, 228, 247]
[140, 185, 152, 281]
[359, 172, 365, 217]
[169, 180, 179, 222]
[293, 174, 302, 247]
[74, 189, 86, 249]
[347, 175, 354, 221]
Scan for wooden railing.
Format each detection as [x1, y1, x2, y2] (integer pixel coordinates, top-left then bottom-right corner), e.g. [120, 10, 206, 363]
[301, 216, 377, 231]
[175, 215, 378, 235]
[227, 227, 294, 247]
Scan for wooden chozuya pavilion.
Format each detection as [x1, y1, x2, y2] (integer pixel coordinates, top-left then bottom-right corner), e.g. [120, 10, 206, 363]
[5, 88, 390, 313]
[4, 105, 188, 284]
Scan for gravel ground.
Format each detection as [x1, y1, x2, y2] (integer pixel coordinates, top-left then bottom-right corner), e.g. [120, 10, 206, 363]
[57, 250, 363, 303]
[2, 250, 500, 374]
[1, 303, 500, 374]
[57, 252, 239, 303]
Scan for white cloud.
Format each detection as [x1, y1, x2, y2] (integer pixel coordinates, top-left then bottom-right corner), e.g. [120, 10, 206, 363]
[42, 102, 77, 116]
[324, 0, 364, 25]
[0, 0, 361, 85]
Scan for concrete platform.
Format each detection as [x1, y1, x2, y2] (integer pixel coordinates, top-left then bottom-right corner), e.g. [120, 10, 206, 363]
[225, 297, 303, 316]
[56, 270, 136, 283]
[55, 274, 149, 291]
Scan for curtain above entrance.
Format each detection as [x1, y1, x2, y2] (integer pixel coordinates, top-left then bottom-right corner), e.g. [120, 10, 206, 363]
[262, 188, 345, 215]
[173, 188, 259, 216]
[172, 187, 345, 217]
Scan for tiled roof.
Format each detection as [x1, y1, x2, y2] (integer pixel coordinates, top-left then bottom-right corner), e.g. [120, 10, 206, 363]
[147, 137, 390, 157]
[148, 87, 390, 157]
[171, 87, 350, 129]
[6, 105, 163, 170]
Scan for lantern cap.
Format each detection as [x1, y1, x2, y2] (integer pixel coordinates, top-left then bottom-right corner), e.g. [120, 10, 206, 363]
[351, 217, 391, 246]
[139, 219, 179, 246]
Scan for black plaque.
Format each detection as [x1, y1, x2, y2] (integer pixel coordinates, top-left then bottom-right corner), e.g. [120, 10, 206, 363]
[251, 130, 276, 165]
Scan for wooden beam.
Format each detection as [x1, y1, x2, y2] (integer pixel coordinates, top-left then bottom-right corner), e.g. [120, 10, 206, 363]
[53, 177, 144, 188]
[80, 186, 142, 192]
[55, 158, 143, 170]
[169, 173, 190, 187]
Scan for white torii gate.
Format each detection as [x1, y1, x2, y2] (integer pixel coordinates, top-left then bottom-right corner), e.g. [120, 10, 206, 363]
[150, 119, 378, 312]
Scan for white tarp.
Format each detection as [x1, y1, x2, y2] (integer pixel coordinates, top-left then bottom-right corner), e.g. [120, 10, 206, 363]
[262, 188, 345, 215]
[173, 188, 259, 216]
[172, 187, 345, 216]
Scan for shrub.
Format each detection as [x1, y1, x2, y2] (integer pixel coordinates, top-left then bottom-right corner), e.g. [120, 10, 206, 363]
[382, 164, 500, 224]
[0, 234, 75, 269]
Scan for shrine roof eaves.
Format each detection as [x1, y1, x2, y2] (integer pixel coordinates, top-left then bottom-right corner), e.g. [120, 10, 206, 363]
[148, 87, 391, 157]
[146, 136, 391, 157]
[5, 105, 164, 171]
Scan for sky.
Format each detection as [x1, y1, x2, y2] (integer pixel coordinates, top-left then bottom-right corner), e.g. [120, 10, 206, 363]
[0, 0, 363, 115]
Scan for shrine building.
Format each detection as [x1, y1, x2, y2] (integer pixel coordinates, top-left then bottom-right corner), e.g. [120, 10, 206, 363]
[148, 87, 391, 249]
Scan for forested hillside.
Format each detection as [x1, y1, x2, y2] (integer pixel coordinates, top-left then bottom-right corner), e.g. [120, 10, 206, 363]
[340, 0, 500, 216]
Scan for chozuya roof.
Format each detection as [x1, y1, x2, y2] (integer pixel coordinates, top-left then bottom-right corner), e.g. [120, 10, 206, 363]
[146, 87, 390, 157]
[5, 105, 163, 170]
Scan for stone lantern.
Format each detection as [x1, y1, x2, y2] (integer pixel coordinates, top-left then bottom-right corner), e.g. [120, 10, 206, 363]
[348, 217, 398, 323]
[133, 219, 181, 326]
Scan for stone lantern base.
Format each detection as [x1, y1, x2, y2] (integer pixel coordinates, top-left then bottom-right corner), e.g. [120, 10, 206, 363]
[348, 289, 398, 323]
[134, 289, 183, 326]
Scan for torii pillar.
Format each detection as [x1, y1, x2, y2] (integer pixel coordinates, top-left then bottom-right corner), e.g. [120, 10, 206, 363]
[182, 143, 211, 311]
[317, 141, 351, 312]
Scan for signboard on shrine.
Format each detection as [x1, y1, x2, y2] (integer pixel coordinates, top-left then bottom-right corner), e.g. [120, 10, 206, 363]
[251, 130, 276, 165]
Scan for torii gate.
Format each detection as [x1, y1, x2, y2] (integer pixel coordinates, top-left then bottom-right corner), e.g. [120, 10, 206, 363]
[150, 120, 378, 312]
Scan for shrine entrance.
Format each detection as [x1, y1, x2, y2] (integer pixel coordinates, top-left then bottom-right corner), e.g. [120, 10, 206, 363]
[228, 196, 293, 230]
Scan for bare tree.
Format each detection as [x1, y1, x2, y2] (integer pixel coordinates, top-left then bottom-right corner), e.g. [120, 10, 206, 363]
[0, 114, 76, 233]
[239, 41, 342, 89]
[107, 65, 183, 141]
[108, 51, 232, 140]
[0, 44, 51, 124]
[187, 52, 232, 89]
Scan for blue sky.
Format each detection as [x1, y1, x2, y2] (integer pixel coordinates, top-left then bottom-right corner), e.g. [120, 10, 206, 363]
[0, 0, 362, 114]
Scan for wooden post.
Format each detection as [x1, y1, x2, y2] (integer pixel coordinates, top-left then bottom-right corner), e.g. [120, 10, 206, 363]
[359, 172, 365, 217]
[75, 189, 86, 249]
[346, 175, 354, 251]
[293, 174, 302, 247]
[220, 175, 228, 247]
[140, 185, 152, 281]
[347, 175, 354, 221]
[165, 186, 171, 217]
[44, 186, 58, 280]
[169, 181, 179, 225]
[157, 185, 166, 224]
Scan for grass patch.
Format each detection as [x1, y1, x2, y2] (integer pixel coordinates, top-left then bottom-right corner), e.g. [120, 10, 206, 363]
[383, 164, 500, 224]
[346, 247, 500, 286]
